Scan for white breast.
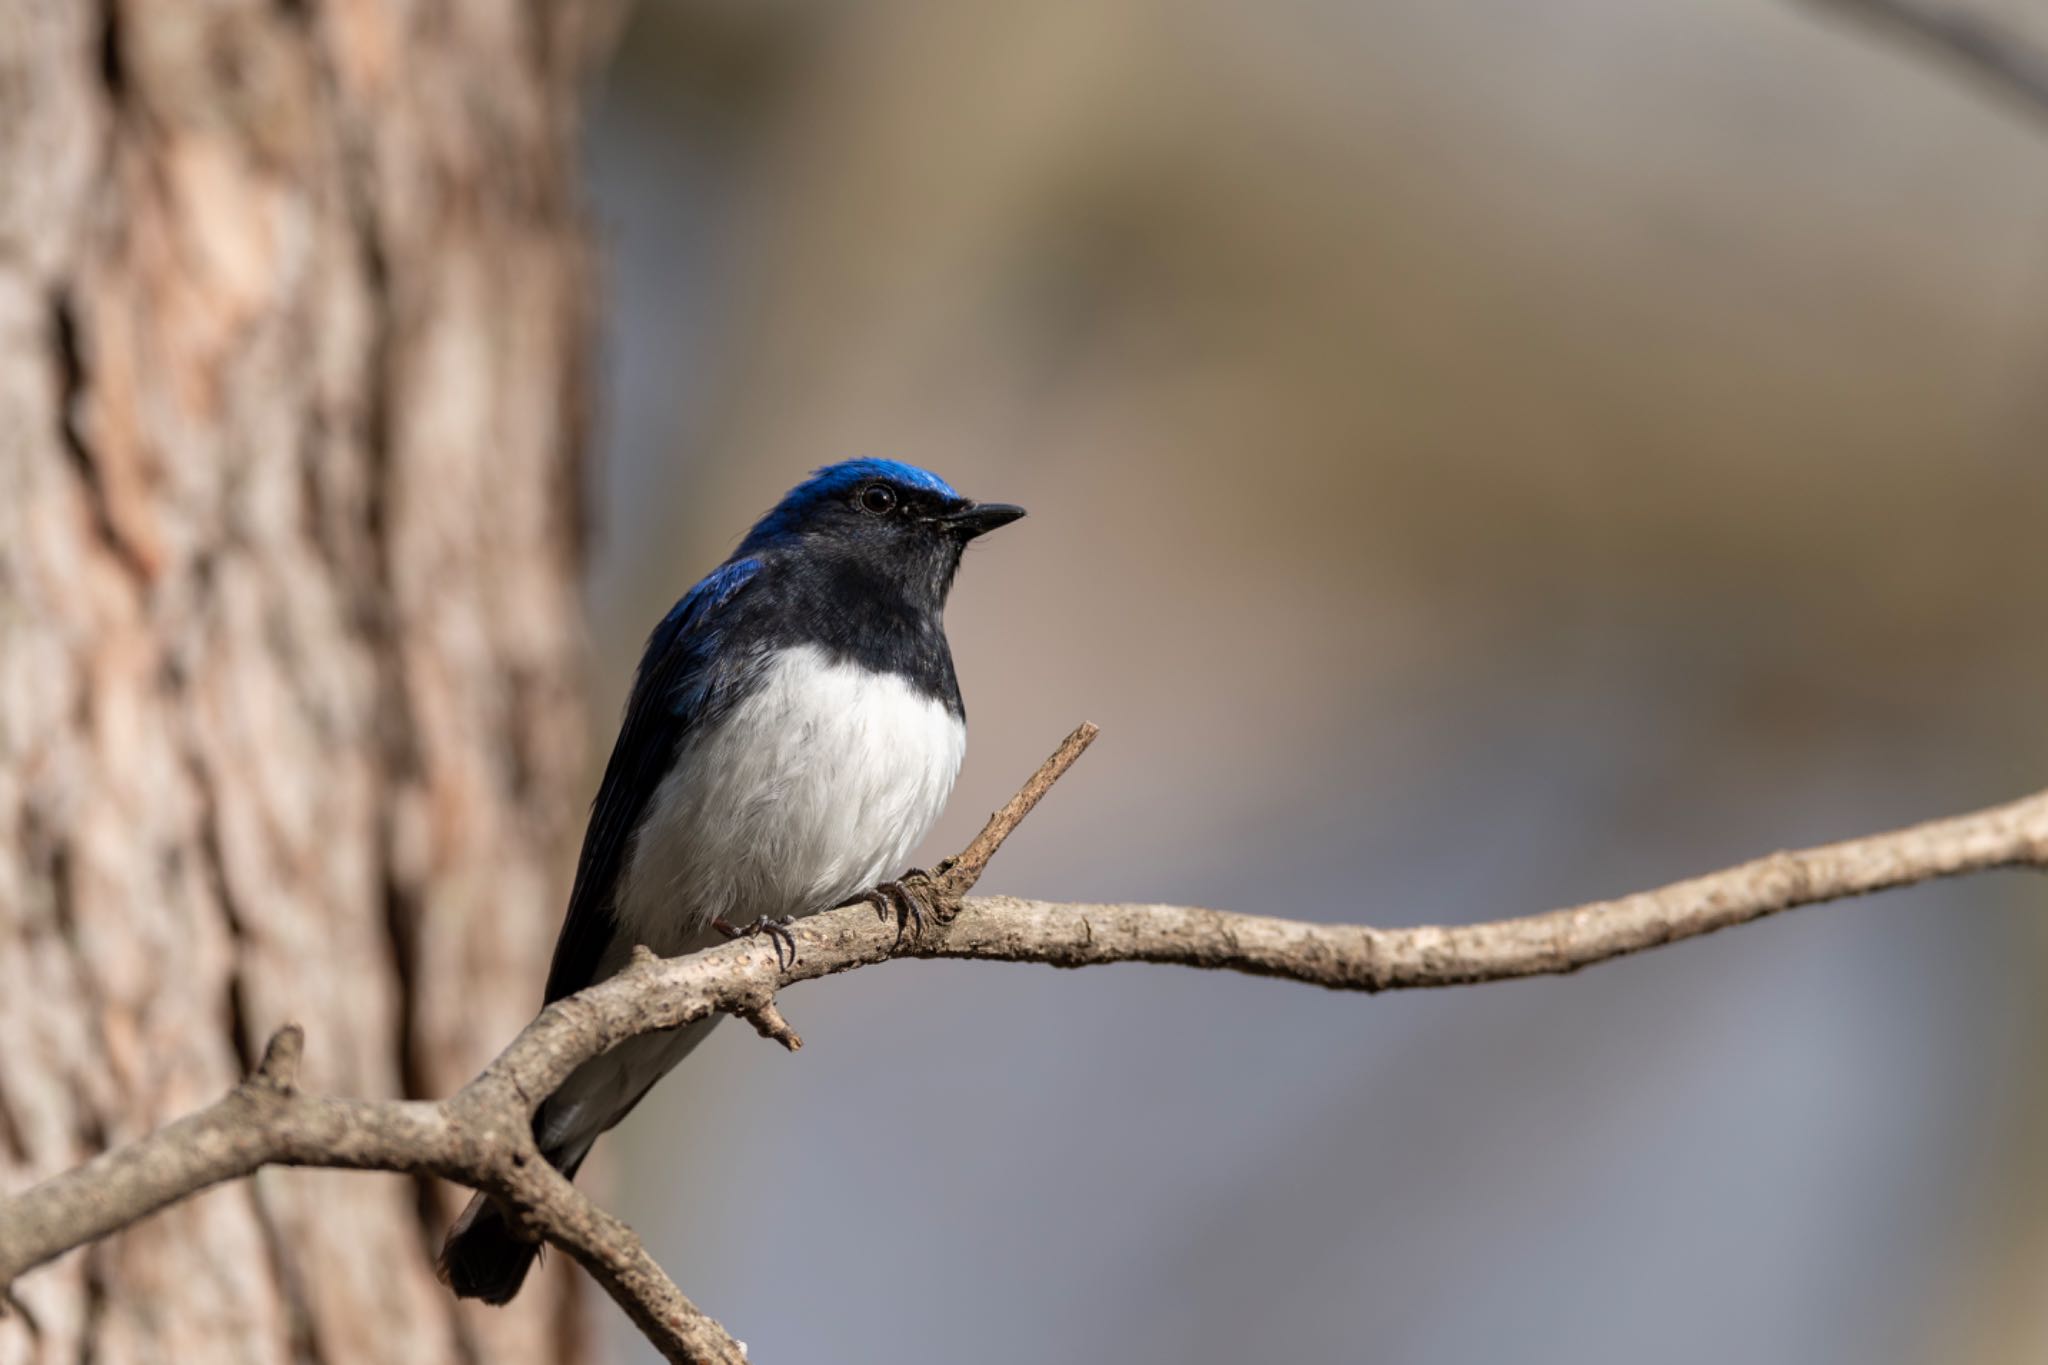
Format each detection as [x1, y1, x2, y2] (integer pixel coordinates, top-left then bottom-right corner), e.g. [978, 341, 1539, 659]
[612, 644, 967, 955]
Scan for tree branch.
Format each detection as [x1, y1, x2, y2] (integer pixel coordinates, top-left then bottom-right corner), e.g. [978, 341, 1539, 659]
[1804, 0, 2048, 119]
[3, 720, 2045, 1362]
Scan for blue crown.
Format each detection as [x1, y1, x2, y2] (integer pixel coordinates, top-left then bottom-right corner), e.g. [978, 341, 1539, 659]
[791, 459, 959, 502]
[741, 459, 962, 549]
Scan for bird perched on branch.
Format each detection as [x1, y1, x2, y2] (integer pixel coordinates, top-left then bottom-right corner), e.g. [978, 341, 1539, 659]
[438, 460, 1024, 1304]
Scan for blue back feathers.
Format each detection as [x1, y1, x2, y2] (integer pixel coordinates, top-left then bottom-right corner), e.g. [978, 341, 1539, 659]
[649, 556, 761, 722]
[739, 459, 959, 552]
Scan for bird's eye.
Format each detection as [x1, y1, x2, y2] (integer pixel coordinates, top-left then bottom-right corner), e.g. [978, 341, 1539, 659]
[858, 483, 897, 515]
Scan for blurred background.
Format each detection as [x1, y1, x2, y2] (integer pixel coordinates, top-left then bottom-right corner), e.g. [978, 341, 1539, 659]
[575, 1, 2048, 1361]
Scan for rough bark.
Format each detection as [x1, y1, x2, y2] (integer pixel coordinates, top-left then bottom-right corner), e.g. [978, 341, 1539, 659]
[0, 2, 615, 1362]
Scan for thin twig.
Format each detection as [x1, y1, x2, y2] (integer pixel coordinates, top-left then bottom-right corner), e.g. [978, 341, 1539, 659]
[3, 724, 2045, 1365]
[739, 996, 804, 1053]
[937, 721, 1099, 896]
[1805, 0, 2048, 120]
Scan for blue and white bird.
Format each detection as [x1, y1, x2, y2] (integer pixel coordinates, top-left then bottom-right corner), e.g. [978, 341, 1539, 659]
[439, 460, 1023, 1303]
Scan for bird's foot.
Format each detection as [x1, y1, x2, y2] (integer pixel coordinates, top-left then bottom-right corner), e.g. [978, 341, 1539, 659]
[863, 866, 953, 946]
[712, 914, 799, 969]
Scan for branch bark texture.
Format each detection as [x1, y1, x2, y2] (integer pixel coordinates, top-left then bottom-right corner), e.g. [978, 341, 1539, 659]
[3, 724, 2044, 1362]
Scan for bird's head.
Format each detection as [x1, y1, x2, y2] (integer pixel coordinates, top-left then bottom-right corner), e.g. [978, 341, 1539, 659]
[736, 459, 1024, 606]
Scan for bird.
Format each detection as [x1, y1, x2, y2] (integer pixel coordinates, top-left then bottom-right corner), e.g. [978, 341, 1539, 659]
[437, 459, 1024, 1304]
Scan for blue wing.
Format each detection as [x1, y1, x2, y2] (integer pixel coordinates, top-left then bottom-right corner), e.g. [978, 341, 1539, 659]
[542, 557, 763, 1004]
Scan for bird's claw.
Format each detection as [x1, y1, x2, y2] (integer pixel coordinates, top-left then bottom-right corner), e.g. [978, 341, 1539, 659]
[865, 868, 947, 946]
[713, 914, 799, 968]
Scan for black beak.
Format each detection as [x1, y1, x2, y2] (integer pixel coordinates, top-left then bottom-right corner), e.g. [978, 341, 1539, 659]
[941, 501, 1027, 540]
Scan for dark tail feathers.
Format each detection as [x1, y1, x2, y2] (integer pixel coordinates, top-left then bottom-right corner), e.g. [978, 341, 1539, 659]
[437, 1192, 542, 1305]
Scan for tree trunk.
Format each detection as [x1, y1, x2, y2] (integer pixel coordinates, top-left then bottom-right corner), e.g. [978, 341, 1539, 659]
[0, 2, 615, 1361]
